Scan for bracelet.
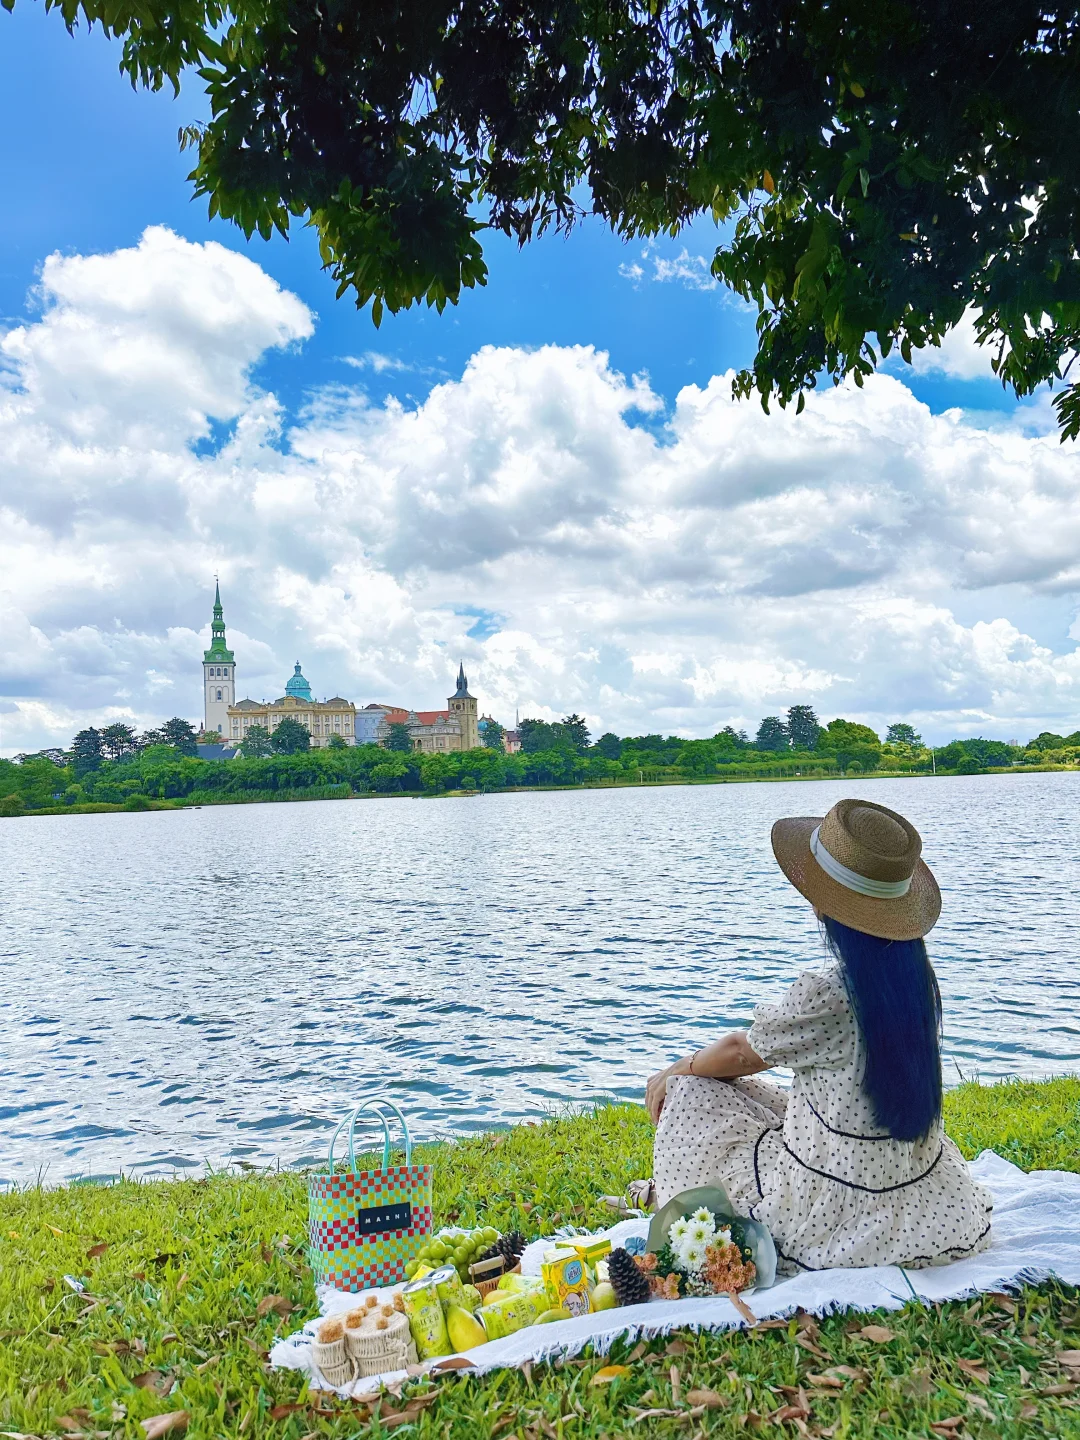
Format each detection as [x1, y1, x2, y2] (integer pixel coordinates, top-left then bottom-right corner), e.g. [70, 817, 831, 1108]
[688, 1049, 702, 1076]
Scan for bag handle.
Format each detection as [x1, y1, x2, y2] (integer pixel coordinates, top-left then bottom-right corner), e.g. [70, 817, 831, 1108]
[327, 1095, 413, 1173]
[327, 1099, 390, 1174]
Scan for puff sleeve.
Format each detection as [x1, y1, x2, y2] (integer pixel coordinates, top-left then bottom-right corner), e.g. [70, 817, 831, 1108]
[746, 968, 855, 1072]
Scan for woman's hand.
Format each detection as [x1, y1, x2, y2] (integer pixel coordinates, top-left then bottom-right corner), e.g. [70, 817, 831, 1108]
[645, 1057, 691, 1124]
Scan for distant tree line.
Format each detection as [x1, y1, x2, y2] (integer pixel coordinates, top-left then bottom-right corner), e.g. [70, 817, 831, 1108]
[1, 706, 1078, 816]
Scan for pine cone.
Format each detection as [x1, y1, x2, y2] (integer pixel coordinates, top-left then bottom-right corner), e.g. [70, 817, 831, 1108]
[476, 1230, 527, 1268]
[497, 1231, 526, 1264]
[608, 1247, 650, 1307]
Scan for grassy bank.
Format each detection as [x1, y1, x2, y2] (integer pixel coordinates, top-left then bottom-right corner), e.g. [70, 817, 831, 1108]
[8, 762, 1079, 819]
[2, 1079, 1078, 1438]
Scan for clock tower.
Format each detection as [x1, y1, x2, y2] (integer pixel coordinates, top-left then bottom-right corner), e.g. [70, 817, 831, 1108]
[448, 662, 479, 750]
[202, 581, 236, 735]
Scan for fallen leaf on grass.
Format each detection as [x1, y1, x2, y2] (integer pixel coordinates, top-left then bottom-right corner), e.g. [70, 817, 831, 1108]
[728, 1291, 758, 1326]
[591, 1365, 631, 1385]
[629, 1408, 679, 1421]
[139, 1415, 188, 1439]
[901, 1368, 934, 1398]
[626, 1342, 648, 1363]
[686, 1388, 728, 1408]
[86, 1243, 109, 1260]
[132, 1373, 171, 1396]
[56, 1414, 91, 1432]
[794, 1334, 828, 1360]
[1018, 1402, 1038, 1420]
[47, 1225, 64, 1237]
[805, 1374, 843, 1390]
[966, 1394, 994, 1418]
[1040, 1383, 1078, 1397]
[268, 1404, 305, 1422]
[956, 1357, 989, 1384]
[858, 1325, 895, 1344]
[772, 1403, 810, 1423]
[150, 1254, 177, 1268]
[255, 1295, 294, 1319]
[429, 1356, 476, 1373]
[929, 1418, 964, 1436]
[665, 1339, 690, 1357]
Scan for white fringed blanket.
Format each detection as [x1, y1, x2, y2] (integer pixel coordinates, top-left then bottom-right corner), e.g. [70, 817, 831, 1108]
[269, 1151, 1080, 1397]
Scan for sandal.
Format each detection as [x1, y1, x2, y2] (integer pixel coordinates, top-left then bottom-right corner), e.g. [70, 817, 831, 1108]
[600, 1178, 656, 1215]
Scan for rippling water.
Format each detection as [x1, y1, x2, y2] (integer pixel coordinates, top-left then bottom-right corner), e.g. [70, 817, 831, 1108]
[1, 772, 1077, 1185]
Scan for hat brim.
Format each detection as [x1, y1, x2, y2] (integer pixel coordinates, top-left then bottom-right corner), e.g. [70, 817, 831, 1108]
[771, 816, 941, 941]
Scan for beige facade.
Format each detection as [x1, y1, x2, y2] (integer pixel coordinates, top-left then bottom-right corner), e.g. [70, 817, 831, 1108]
[376, 664, 480, 753]
[228, 692, 357, 748]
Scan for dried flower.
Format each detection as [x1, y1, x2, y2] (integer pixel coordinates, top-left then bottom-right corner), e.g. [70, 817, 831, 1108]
[701, 1239, 756, 1295]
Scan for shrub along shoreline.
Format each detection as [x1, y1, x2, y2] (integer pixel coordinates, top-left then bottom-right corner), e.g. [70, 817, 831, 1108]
[1, 1078, 1078, 1438]
[1, 748, 1076, 818]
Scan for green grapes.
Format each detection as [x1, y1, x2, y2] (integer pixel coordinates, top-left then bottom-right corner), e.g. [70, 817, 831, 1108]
[404, 1227, 500, 1283]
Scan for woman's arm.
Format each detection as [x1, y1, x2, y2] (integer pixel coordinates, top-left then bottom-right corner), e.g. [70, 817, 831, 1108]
[645, 1031, 767, 1123]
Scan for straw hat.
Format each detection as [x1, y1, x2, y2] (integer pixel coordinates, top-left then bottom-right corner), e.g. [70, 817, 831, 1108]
[771, 798, 940, 941]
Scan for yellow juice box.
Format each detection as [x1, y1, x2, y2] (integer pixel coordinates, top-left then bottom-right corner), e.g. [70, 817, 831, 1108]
[541, 1249, 592, 1318]
[565, 1236, 612, 1266]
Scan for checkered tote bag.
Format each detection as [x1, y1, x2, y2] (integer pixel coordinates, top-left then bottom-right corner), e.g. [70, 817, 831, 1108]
[308, 1097, 432, 1291]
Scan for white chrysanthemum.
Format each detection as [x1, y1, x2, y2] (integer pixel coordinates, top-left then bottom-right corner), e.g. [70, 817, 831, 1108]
[690, 1207, 714, 1226]
[668, 1217, 690, 1245]
[681, 1239, 707, 1272]
[687, 1218, 713, 1247]
[716, 1225, 732, 1246]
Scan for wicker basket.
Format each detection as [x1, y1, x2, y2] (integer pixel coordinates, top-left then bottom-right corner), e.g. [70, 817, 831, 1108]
[344, 1308, 414, 1377]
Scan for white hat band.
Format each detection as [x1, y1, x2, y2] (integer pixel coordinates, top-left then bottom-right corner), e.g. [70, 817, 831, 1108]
[809, 825, 913, 899]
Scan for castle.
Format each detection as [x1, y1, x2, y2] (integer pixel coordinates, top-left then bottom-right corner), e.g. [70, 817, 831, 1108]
[202, 586, 481, 753]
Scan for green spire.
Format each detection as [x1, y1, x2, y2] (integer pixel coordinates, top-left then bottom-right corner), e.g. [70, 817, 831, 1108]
[203, 579, 234, 663]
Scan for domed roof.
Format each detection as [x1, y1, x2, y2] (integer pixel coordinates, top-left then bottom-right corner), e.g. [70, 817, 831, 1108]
[285, 662, 313, 702]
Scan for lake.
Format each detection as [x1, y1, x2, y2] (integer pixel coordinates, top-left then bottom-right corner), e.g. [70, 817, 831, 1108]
[1, 772, 1077, 1185]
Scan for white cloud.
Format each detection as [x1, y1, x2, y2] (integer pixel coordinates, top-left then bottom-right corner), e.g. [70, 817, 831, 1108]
[619, 245, 718, 292]
[904, 309, 999, 382]
[2, 226, 1080, 755]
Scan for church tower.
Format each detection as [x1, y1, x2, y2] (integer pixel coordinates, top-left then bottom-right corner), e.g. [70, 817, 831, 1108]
[202, 581, 236, 735]
[448, 661, 479, 750]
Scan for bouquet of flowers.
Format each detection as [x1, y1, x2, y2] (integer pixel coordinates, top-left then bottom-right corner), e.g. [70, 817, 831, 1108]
[637, 1207, 757, 1299]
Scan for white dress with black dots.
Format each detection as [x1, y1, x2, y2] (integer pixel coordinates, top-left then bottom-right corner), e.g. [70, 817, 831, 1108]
[652, 962, 993, 1274]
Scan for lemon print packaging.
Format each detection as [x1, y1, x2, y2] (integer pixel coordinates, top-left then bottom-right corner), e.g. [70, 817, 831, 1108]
[401, 1276, 452, 1359]
[541, 1249, 593, 1317]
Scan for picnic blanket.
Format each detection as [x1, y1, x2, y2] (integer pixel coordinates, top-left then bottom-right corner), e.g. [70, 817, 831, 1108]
[269, 1151, 1080, 1397]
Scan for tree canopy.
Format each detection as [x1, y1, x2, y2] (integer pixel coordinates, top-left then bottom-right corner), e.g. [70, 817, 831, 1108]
[16, 0, 1080, 438]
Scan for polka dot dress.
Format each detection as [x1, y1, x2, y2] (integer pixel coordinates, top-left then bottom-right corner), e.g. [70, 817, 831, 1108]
[653, 962, 993, 1274]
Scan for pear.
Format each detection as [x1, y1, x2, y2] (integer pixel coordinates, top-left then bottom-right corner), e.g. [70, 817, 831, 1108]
[591, 1281, 618, 1311]
[536, 1306, 572, 1324]
[446, 1303, 487, 1352]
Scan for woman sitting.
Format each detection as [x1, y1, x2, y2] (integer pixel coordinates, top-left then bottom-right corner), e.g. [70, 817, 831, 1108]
[645, 798, 992, 1273]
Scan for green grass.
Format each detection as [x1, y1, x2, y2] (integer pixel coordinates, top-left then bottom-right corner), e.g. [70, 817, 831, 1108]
[2, 1080, 1079, 1439]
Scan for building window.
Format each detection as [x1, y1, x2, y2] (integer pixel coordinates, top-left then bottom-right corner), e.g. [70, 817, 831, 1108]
[216, 688, 222, 701]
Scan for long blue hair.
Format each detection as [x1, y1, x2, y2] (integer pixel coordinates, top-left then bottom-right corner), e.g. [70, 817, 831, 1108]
[822, 916, 943, 1142]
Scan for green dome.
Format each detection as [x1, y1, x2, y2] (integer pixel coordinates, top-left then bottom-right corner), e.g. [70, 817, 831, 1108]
[285, 662, 313, 702]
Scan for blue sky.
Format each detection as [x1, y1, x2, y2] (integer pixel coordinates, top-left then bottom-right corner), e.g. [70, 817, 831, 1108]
[1, 3, 1023, 421]
[1, 5, 1079, 753]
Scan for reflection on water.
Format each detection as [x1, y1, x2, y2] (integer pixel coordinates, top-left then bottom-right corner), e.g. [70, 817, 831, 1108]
[1, 772, 1077, 1184]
